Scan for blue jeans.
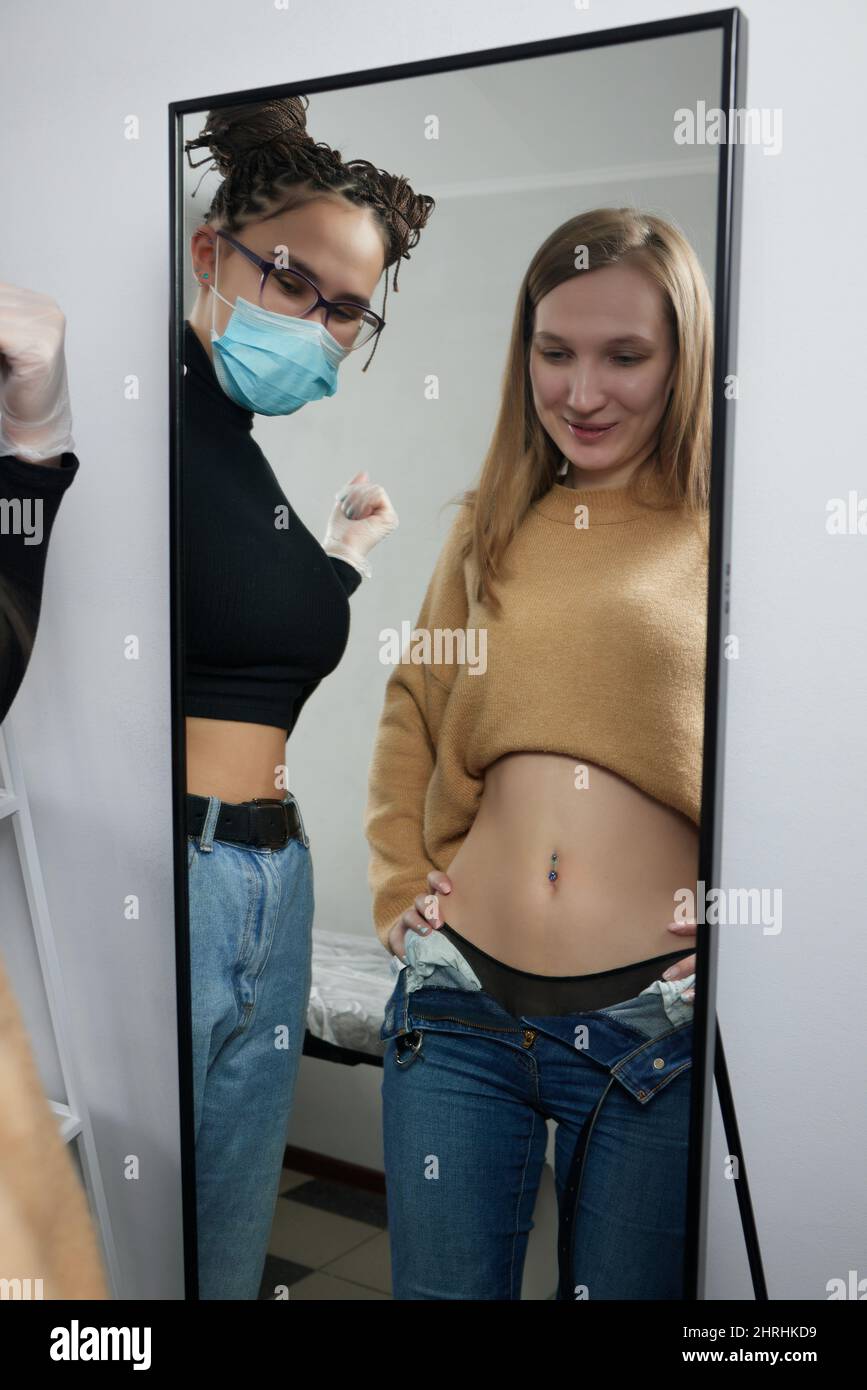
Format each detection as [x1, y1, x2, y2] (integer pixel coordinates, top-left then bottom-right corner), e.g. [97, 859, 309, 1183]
[187, 792, 313, 1300]
[380, 955, 694, 1300]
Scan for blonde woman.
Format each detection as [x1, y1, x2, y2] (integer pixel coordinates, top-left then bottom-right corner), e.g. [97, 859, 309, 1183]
[366, 208, 710, 1300]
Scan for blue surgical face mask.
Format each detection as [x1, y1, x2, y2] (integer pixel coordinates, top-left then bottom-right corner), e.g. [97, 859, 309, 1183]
[208, 239, 349, 415]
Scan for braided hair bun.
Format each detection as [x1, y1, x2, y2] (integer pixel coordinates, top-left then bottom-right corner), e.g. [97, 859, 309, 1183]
[184, 96, 435, 366]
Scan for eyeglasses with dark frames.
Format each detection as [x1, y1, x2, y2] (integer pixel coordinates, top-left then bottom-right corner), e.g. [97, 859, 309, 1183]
[212, 229, 385, 353]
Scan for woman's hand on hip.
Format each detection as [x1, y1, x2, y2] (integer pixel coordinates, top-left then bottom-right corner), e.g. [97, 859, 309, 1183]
[665, 919, 697, 1002]
[386, 870, 453, 959]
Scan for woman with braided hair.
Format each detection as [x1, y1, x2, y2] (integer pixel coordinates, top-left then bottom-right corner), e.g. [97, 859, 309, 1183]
[181, 96, 434, 1300]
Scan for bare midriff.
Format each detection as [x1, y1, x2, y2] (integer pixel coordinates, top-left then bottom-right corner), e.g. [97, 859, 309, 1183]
[185, 717, 289, 802]
[438, 751, 699, 975]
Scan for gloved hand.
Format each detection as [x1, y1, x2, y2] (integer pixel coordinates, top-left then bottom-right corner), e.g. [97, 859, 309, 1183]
[322, 471, 398, 579]
[0, 283, 75, 463]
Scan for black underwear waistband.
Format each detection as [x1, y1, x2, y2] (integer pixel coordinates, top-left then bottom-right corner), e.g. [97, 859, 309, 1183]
[437, 923, 694, 1019]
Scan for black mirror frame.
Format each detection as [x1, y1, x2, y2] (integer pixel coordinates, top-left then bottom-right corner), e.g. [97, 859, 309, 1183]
[169, 6, 747, 1301]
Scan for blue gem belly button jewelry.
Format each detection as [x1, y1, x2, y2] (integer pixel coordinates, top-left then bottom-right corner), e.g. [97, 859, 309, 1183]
[548, 850, 558, 883]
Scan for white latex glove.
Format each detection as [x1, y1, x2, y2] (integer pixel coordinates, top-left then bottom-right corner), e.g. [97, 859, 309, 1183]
[322, 470, 399, 579]
[0, 282, 75, 462]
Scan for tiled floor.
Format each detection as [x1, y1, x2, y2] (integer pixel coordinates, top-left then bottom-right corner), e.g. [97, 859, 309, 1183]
[258, 1168, 392, 1300]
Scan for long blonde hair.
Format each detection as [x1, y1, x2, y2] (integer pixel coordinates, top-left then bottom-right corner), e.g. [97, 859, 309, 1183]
[449, 207, 713, 615]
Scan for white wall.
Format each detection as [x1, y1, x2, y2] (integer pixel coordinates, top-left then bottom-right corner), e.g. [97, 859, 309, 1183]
[1, 0, 863, 1300]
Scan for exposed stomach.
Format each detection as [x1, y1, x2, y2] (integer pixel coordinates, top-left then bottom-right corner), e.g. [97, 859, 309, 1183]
[185, 717, 288, 801]
[439, 752, 699, 974]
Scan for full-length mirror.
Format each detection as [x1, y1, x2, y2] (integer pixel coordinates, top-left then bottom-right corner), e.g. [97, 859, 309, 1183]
[171, 15, 741, 1301]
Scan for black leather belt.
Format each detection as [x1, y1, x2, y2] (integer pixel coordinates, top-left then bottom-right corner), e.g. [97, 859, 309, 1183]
[186, 794, 304, 850]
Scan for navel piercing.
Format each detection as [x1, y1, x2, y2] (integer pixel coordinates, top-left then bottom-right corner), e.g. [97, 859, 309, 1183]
[548, 850, 558, 883]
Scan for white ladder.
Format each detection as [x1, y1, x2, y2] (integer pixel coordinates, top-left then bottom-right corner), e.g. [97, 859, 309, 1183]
[0, 716, 120, 1297]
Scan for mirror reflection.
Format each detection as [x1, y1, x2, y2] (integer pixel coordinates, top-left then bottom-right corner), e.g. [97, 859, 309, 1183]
[179, 30, 720, 1301]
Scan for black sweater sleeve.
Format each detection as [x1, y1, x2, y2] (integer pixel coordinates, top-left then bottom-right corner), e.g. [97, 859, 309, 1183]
[0, 451, 79, 722]
[328, 554, 364, 597]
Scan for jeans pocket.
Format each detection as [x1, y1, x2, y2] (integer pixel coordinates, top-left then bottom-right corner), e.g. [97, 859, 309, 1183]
[402, 929, 482, 995]
[380, 971, 405, 1043]
[638, 977, 695, 1029]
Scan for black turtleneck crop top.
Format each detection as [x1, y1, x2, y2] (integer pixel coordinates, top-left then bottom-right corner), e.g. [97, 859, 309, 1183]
[182, 319, 362, 736]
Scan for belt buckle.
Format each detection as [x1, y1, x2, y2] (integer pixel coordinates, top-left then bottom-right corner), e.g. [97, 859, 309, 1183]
[249, 798, 289, 850]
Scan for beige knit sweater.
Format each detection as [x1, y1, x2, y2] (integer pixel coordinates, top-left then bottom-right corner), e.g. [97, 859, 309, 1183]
[0, 952, 108, 1298]
[364, 476, 709, 952]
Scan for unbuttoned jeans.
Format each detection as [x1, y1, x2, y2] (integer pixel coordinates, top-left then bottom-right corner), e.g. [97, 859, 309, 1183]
[187, 792, 313, 1301]
[380, 957, 694, 1300]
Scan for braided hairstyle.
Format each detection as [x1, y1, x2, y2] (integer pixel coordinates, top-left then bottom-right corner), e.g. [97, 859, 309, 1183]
[184, 96, 435, 370]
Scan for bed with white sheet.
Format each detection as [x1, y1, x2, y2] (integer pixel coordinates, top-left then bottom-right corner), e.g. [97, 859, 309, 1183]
[303, 928, 399, 1066]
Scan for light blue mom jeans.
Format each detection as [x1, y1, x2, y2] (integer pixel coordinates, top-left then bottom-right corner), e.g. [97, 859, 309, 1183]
[186, 792, 313, 1301]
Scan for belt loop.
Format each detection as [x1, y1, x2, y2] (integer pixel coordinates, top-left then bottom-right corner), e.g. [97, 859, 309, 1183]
[198, 795, 221, 853]
[283, 791, 310, 849]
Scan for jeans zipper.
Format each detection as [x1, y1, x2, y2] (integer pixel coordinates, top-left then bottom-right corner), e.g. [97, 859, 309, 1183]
[410, 1013, 537, 1047]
